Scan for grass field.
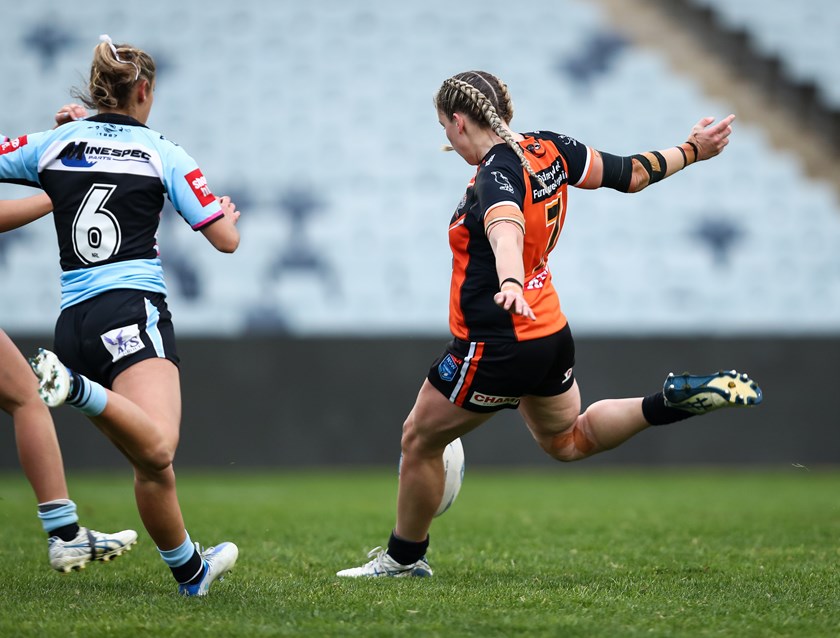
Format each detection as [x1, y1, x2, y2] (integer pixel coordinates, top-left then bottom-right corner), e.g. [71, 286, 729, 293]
[0, 468, 837, 637]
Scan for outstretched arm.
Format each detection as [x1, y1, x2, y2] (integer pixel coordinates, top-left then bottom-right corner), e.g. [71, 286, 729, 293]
[0, 193, 53, 232]
[579, 114, 736, 193]
[0, 104, 88, 232]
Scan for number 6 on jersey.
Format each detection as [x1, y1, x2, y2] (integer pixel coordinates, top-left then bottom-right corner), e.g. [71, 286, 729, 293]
[73, 183, 122, 264]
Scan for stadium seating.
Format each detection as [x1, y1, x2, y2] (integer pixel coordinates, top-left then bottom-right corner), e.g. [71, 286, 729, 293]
[688, 0, 840, 108]
[2, 0, 839, 336]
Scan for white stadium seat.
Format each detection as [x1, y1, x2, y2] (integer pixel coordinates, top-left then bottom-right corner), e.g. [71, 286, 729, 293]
[2, 0, 839, 336]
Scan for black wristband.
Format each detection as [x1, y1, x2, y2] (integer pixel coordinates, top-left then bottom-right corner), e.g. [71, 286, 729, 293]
[500, 277, 524, 290]
[677, 144, 687, 168]
[685, 140, 699, 162]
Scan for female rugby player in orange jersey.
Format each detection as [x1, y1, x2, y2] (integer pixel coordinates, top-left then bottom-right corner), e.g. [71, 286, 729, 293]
[337, 70, 762, 578]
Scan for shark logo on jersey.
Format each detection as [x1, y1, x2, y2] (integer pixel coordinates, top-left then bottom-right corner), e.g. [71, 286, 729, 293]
[58, 141, 96, 168]
[492, 171, 515, 194]
[98, 123, 126, 138]
[100, 324, 145, 362]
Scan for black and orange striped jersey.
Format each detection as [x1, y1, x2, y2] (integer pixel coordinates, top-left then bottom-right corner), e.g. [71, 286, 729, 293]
[447, 131, 592, 342]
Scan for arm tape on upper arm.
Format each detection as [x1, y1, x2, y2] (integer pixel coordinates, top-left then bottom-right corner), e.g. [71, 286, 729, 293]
[599, 151, 634, 192]
[631, 151, 667, 184]
[484, 204, 525, 235]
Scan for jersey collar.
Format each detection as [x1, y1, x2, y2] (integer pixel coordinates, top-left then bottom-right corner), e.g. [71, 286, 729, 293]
[85, 113, 148, 129]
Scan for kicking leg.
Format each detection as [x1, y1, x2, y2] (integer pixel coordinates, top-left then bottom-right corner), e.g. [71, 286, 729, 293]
[521, 370, 763, 462]
[520, 381, 651, 461]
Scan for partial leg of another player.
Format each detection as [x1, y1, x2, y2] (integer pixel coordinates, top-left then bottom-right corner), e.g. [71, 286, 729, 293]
[30, 349, 238, 594]
[0, 332, 136, 572]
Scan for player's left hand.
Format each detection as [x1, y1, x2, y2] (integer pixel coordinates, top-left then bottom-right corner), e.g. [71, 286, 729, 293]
[687, 114, 735, 162]
[54, 104, 88, 127]
[218, 195, 241, 224]
[494, 289, 536, 320]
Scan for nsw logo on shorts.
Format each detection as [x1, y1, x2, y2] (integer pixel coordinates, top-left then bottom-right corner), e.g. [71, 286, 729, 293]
[101, 324, 145, 362]
[438, 354, 460, 382]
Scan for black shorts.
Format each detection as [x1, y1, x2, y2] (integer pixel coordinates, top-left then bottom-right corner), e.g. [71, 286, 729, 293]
[426, 324, 576, 413]
[53, 289, 179, 388]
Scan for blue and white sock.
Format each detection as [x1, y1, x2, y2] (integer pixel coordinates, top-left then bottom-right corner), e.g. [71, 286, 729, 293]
[159, 531, 204, 584]
[66, 370, 108, 417]
[38, 499, 80, 541]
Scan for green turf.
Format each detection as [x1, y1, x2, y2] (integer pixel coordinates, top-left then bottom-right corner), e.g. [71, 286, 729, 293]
[0, 468, 837, 637]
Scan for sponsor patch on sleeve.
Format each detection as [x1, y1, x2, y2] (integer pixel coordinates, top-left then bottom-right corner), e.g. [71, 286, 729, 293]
[184, 168, 215, 207]
[0, 135, 27, 155]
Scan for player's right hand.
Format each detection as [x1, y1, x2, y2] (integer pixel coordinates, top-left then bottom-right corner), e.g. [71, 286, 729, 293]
[54, 104, 88, 127]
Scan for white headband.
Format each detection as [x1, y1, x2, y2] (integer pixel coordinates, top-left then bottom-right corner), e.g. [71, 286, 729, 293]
[99, 34, 140, 81]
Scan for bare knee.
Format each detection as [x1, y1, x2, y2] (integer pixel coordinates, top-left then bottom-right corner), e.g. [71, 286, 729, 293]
[134, 454, 176, 483]
[2, 393, 45, 421]
[400, 412, 443, 461]
[400, 413, 424, 458]
[0, 373, 44, 417]
[133, 441, 177, 474]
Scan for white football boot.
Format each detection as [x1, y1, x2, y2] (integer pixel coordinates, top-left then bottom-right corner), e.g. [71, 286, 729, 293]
[28, 348, 71, 408]
[49, 526, 138, 572]
[337, 546, 433, 578]
[178, 542, 239, 596]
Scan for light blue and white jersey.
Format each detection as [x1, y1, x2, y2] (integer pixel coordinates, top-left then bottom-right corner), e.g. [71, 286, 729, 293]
[0, 114, 223, 308]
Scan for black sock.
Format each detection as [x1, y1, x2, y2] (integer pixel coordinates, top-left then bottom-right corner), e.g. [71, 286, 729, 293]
[171, 549, 204, 585]
[48, 523, 80, 542]
[65, 371, 85, 405]
[642, 392, 694, 426]
[387, 530, 429, 565]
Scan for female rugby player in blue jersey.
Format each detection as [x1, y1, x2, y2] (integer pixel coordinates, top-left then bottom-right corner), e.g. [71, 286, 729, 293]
[337, 70, 762, 578]
[2, 106, 137, 573]
[0, 37, 239, 596]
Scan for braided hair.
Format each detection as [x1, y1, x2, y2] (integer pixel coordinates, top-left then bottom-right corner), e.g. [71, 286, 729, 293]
[435, 71, 547, 190]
